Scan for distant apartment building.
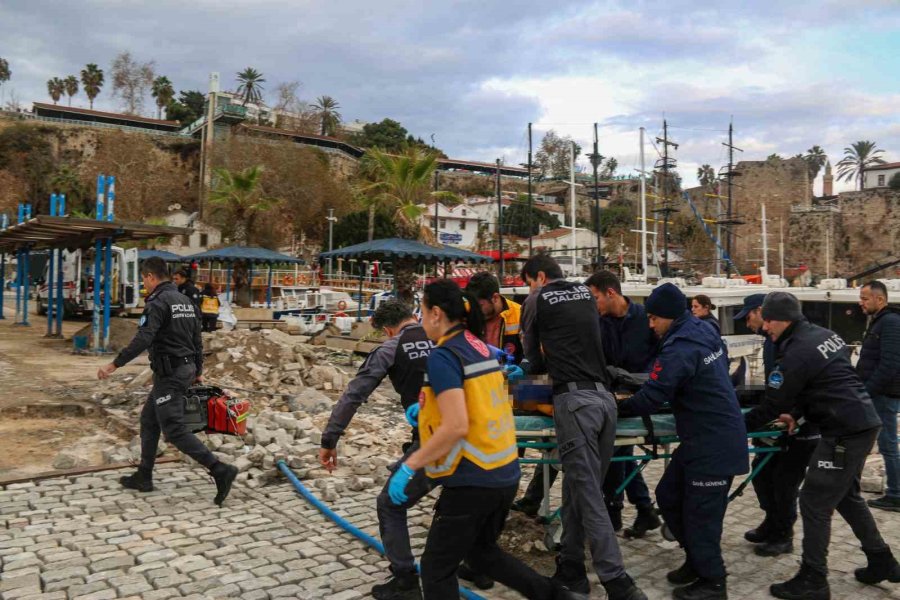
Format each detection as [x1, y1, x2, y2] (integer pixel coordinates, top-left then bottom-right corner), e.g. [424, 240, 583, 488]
[863, 162, 900, 189]
[466, 195, 564, 235]
[418, 203, 481, 247]
[156, 208, 222, 256]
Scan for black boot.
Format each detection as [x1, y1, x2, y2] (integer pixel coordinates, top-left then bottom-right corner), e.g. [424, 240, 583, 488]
[744, 516, 773, 544]
[210, 461, 238, 507]
[667, 560, 699, 585]
[510, 496, 541, 517]
[770, 563, 830, 600]
[371, 569, 422, 600]
[854, 548, 900, 585]
[624, 504, 661, 538]
[120, 467, 153, 492]
[457, 562, 494, 590]
[673, 577, 727, 600]
[551, 556, 590, 594]
[602, 574, 648, 600]
[754, 530, 793, 557]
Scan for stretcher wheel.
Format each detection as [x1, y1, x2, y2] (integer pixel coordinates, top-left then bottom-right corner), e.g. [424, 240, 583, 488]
[661, 522, 676, 542]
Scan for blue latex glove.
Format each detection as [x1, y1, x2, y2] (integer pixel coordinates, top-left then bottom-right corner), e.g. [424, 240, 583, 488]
[388, 463, 415, 505]
[505, 364, 525, 382]
[405, 403, 420, 427]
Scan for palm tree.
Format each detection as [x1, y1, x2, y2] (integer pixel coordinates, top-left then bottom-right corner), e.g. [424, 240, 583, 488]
[80, 63, 104, 109]
[236, 68, 265, 106]
[63, 75, 78, 106]
[209, 165, 276, 245]
[359, 147, 447, 303]
[151, 76, 175, 120]
[697, 164, 717, 188]
[836, 141, 885, 190]
[804, 145, 828, 181]
[312, 95, 342, 136]
[47, 78, 65, 104]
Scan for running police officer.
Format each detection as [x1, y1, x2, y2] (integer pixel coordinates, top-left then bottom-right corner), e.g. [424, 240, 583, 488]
[98, 257, 238, 506]
[319, 300, 442, 600]
[746, 292, 900, 599]
[739, 293, 819, 557]
[519, 254, 646, 600]
[619, 283, 748, 600]
[588, 270, 661, 538]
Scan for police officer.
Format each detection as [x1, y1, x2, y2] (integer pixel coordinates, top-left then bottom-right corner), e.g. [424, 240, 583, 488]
[319, 300, 441, 600]
[173, 268, 201, 313]
[97, 257, 238, 506]
[738, 293, 819, 557]
[746, 292, 899, 599]
[589, 270, 661, 538]
[857, 280, 900, 512]
[619, 283, 748, 600]
[520, 255, 646, 600]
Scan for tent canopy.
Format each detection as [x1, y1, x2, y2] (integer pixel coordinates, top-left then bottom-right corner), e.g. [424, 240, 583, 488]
[138, 249, 183, 262]
[319, 238, 493, 264]
[185, 245, 304, 265]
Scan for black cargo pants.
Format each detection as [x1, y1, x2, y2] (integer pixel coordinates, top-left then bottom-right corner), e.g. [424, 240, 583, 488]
[139, 362, 218, 472]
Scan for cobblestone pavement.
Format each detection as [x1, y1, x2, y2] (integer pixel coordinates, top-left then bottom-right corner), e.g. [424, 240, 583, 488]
[2, 459, 898, 600]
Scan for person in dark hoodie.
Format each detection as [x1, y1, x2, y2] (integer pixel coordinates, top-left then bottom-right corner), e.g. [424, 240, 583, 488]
[745, 292, 898, 599]
[619, 283, 748, 600]
[857, 280, 900, 512]
[737, 293, 819, 558]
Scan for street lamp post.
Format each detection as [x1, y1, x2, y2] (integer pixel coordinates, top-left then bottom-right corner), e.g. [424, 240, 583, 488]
[326, 208, 337, 280]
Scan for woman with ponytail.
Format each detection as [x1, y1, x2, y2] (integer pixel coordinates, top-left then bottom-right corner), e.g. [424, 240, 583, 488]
[387, 279, 575, 600]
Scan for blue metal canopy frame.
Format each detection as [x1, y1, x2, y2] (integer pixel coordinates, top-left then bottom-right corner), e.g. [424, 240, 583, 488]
[138, 249, 183, 262]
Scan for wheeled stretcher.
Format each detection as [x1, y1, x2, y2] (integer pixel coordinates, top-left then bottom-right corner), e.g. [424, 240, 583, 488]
[512, 390, 786, 548]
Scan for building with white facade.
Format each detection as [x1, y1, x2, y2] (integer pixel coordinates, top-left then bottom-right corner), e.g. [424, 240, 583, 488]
[466, 196, 564, 235]
[156, 208, 223, 256]
[531, 227, 599, 275]
[418, 203, 481, 248]
[863, 162, 900, 189]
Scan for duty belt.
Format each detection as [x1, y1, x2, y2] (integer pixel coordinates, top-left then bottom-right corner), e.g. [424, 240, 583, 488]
[552, 381, 607, 396]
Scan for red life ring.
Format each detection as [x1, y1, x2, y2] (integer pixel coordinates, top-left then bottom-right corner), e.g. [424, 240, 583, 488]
[337, 300, 348, 310]
[283, 275, 295, 285]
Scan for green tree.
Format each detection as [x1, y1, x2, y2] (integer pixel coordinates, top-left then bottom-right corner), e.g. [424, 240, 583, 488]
[236, 67, 265, 106]
[47, 78, 65, 104]
[312, 95, 342, 136]
[351, 118, 409, 152]
[836, 140, 886, 190]
[0, 58, 10, 91]
[63, 75, 78, 106]
[80, 63, 104, 109]
[697, 164, 716, 188]
[0, 123, 56, 209]
[889, 172, 900, 190]
[598, 199, 635, 236]
[360, 147, 441, 303]
[804, 145, 828, 181]
[165, 90, 205, 126]
[209, 165, 277, 245]
[150, 76, 175, 120]
[50, 164, 88, 214]
[501, 200, 561, 237]
[534, 130, 581, 178]
[766, 153, 783, 161]
[333, 209, 396, 248]
[601, 157, 618, 179]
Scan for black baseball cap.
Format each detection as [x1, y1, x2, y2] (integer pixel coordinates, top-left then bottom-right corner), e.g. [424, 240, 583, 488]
[734, 293, 766, 320]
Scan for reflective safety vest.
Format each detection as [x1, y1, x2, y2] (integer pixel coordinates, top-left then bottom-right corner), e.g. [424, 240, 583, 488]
[419, 327, 519, 481]
[497, 298, 523, 363]
[200, 295, 220, 315]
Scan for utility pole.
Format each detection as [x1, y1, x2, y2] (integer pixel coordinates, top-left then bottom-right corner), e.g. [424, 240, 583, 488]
[527, 123, 533, 255]
[569, 141, 577, 276]
[496, 159, 504, 279]
[433, 170, 440, 242]
[654, 119, 678, 277]
[721, 119, 744, 274]
[639, 127, 648, 277]
[779, 219, 785, 279]
[588, 122, 603, 267]
[761, 203, 768, 273]
[199, 72, 219, 220]
[326, 208, 337, 279]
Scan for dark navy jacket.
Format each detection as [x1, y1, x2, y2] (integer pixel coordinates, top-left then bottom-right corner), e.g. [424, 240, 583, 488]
[746, 320, 881, 437]
[856, 307, 900, 398]
[700, 314, 721, 335]
[619, 311, 749, 477]
[600, 298, 657, 373]
[756, 332, 819, 439]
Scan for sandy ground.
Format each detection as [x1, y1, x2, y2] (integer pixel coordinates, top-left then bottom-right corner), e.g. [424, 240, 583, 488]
[0, 293, 144, 479]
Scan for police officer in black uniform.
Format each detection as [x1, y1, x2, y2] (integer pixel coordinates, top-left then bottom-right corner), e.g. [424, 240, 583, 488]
[738, 293, 819, 558]
[319, 300, 442, 600]
[98, 257, 238, 506]
[520, 254, 646, 600]
[173, 268, 201, 313]
[744, 292, 900, 599]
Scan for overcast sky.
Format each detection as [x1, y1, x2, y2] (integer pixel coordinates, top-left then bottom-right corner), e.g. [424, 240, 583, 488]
[1, 0, 898, 191]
